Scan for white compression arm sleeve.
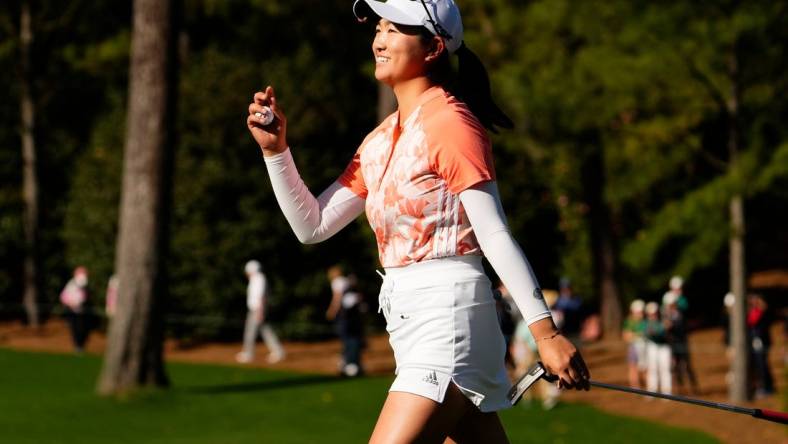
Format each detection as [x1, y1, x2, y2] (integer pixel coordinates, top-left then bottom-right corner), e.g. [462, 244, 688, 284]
[459, 181, 552, 325]
[263, 148, 365, 244]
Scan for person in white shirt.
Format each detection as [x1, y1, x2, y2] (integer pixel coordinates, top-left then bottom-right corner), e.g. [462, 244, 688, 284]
[236, 260, 285, 364]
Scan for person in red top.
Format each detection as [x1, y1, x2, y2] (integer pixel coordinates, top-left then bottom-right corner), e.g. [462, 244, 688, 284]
[747, 293, 774, 397]
[247, 1, 589, 442]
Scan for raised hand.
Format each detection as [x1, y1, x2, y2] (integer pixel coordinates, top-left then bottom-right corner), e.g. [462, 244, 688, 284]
[247, 86, 288, 156]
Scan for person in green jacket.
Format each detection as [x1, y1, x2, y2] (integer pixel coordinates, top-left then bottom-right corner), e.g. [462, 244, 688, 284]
[623, 299, 646, 388]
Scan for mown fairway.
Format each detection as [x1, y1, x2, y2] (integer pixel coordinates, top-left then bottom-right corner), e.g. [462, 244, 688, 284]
[0, 348, 718, 443]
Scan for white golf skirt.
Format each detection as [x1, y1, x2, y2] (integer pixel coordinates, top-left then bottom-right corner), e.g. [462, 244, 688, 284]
[378, 256, 511, 412]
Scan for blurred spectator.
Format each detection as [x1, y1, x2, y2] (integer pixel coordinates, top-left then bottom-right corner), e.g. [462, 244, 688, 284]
[722, 292, 735, 387]
[782, 307, 788, 367]
[59, 266, 91, 353]
[236, 260, 285, 364]
[666, 275, 696, 392]
[668, 275, 689, 313]
[663, 292, 698, 394]
[510, 288, 561, 410]
[747, 293, 774, 398]
[553, 277, 583, 343]
[722, 292, 735, 349]
[623, 299, 646, 389]
[493, 283, 517, 368]
[105, 274, 118, 318]
[327, 266, 365, 377]
[644, 301, 671, 395]
[580, 313, 601, 342]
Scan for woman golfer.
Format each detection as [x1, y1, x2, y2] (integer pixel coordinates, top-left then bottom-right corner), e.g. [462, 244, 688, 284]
[247, 1, 589, 442]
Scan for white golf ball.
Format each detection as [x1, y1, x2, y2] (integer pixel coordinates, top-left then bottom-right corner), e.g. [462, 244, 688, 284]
[254, 107, 274, 126]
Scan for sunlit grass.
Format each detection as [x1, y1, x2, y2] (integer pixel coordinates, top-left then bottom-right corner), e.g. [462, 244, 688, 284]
[0, 348, 718, 443]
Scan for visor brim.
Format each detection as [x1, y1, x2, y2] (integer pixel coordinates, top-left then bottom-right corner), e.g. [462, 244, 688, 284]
[353, 0, 423, 27]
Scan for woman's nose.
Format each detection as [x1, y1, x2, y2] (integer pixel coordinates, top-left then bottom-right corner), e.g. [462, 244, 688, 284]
[373, 34, 386, 51]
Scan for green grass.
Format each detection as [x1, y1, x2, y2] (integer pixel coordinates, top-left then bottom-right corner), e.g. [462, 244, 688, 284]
[0, 348, 718, 443]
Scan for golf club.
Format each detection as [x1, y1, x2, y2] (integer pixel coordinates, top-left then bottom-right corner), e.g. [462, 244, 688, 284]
[509, 362, 788, 425]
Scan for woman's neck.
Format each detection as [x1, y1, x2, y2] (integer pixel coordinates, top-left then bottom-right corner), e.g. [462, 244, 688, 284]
[392, 77, 436, 126]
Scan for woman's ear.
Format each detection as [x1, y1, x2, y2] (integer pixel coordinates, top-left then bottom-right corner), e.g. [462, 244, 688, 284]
[425, 36, 446, 62]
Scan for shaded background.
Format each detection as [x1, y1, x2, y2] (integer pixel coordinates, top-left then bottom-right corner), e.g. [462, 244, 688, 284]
[1, 0, 787, 342]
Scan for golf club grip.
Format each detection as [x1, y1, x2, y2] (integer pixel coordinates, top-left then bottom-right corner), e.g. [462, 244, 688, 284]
[753, 408, 788, 425]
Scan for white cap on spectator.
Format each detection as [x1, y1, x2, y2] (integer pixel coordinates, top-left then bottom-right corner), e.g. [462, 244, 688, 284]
[669, 275, 683, 290]
[724, 292, 735, 308]
[630, 299, 645, 313]
[244, 260, 261, 274]
[662, 291, 678, 306]
[645, 301, 659, 315]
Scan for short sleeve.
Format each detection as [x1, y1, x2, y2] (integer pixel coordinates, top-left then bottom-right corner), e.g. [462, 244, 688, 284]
[427, 110, 495, 194]
[337, 149, 368, 199]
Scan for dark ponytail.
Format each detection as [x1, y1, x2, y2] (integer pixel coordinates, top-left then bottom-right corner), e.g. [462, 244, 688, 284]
[420, 31, 513, 133]
[453, 44, 513, 133]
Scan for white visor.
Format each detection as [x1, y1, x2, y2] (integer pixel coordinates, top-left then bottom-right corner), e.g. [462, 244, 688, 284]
[353, 0, 464, 54]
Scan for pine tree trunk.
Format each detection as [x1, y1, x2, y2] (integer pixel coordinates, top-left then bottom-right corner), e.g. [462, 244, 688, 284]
[729, 195, 747, 402]
[20, 0, 40, 329]
[726, 47, 749, 403]
[599, 232, 622, 338]
[583, 142, 622, 338]
[97, 0, 177, 395]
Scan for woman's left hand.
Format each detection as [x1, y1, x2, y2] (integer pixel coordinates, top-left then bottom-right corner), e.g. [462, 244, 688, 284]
[533, 326, 590, 390]
[247, 86, 288, 156]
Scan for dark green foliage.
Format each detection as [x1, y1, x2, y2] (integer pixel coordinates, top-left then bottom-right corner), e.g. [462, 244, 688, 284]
[461, 0, 788, 313]
[166, 1, 379, 339]
[1, 0, 787, 337]
[0, 0, 131, 318]
[62, 94, 125, 313]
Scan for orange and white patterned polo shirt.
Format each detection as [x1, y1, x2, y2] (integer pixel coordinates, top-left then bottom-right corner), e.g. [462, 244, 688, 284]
[338, 86, 495, 268]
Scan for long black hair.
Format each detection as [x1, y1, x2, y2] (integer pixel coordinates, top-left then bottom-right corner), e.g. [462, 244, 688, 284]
[422, 31, 514, 133]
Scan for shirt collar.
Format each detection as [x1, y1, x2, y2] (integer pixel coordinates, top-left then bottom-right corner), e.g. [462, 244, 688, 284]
[395, 85, 447, 130]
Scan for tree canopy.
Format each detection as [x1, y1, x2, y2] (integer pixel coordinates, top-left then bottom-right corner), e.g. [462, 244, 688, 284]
[1, 0, 786, 340]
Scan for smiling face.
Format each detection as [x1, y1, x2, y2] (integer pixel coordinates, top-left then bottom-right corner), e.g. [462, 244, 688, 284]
[372, 19, 436, 86]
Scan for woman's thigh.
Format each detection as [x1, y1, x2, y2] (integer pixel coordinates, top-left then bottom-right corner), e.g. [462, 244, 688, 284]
[445, 408, 509, 444]
[369, 383, 474, 444]
[369, 383, 510, 444]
